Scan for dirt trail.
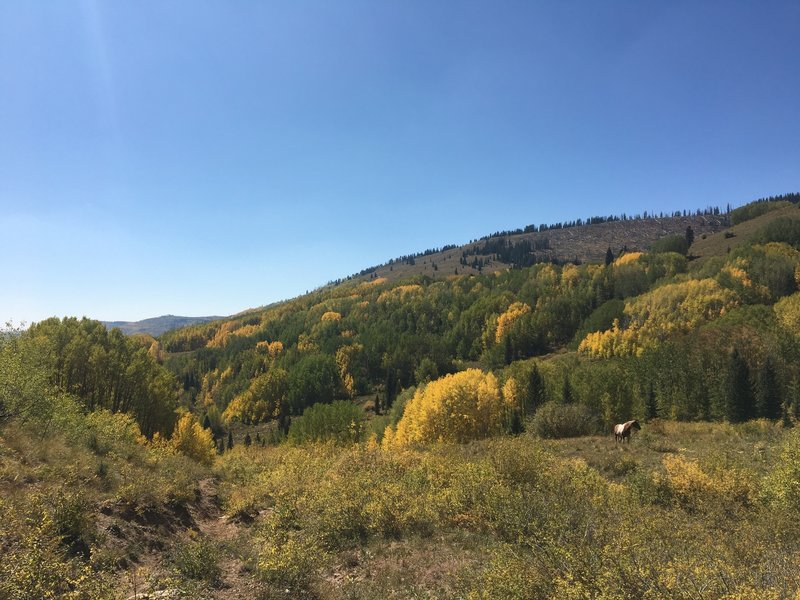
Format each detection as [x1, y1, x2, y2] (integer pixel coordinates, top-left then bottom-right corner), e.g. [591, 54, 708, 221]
[191, 478, 260, 599]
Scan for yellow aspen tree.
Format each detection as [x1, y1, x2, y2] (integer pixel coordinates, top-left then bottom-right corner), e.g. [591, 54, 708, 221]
[392, 369, 503, 446]
[495, 302, 531, 343]
[171, 412, 215, 466]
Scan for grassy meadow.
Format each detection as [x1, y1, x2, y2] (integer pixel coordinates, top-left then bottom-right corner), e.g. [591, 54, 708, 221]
[3, 403, 800, 599]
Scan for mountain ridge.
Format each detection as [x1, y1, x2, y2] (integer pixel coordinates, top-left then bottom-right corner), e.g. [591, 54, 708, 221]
[102, 314, 223, 337]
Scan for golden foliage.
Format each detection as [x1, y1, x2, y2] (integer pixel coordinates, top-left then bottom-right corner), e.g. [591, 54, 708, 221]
[377, 284, 423, 303]
[560, 263, 580, 288]
[296, 333, 318, 354]
[719, 258, 771, 303]
[171, 412, 215, 466]
[775, 292, 800, 337]
[579, 278, 739, 357]
[502, 377, 521, 412]
[335, 344, 363, 398]
[222, 368, 288, 424]
[614, 251, 643, 266]
[321, 311, 342, 322]
[661, 454, 753, 513]
[389, 369, 505, 446]
[256, 340, 284, 357]
[495, 302, 531, 343]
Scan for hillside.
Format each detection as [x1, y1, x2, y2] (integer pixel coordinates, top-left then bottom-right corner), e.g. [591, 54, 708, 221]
[102, 314, 223, 336]
[341, 212, 728, 286]
[3, 194, 800, 598]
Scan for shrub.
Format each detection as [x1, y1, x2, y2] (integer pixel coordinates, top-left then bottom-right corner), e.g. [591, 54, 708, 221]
[762, 428, 800, 512]
[530, 402, 599, 439]
[255, 530, 326, 590]
[288, 400, 364, 445]
[169, 534, 223, 585]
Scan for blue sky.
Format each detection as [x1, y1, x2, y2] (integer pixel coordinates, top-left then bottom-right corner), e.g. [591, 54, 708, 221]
[2, 1, 798, 324]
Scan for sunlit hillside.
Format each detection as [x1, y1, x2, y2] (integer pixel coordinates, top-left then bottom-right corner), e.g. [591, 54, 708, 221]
[2, 194, 800, 598]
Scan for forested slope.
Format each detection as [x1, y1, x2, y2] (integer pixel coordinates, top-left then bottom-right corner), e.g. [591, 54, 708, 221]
[160, 198, 800, 440]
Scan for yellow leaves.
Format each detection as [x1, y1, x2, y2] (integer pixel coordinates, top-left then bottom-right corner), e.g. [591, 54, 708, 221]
[207, 321, 260, 348]
[357, 277, 387, 291]
[774, 292, 800, 337]
[495, 302, 531, 343]
[256, 340, 284, 358]
[719, 257, 771, 303]
[536, 264, 558, 285]
[377, 284, 423, 303]
[579, 279, 739, 357]
[614, 251, 643, 266]
[297, 333, 318, 354]
[335, 344, 363, 398]
[501, 378, 520, 411]
[560, 263, 580, 288]
[321, 311, 342, 322]
[388, 369, 504, 447]
[171, 412, 215, 466]
[662, 454, 753, 514]
[222, 368, 288, 425]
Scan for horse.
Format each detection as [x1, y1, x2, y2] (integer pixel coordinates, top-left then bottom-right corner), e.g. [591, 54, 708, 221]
[614, 419, 641, 443]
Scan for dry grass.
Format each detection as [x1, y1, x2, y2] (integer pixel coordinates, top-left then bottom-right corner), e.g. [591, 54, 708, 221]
[690, 203, 800, 261]
[352, 214, 728, 286]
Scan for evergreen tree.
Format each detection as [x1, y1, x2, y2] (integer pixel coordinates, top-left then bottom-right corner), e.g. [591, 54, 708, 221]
[726, 348, 754, 423]
[645, 383, 658, 421]
[685, 225, 695, 246]
[504, 335, 514, 365]
[385, 369, 397, 409]
[244, 433, 252, 447]
[561, 376, 574, 404]
[216, 438, 225, 454]
[202, 414, 211, 430]
[374, 394, 381, 415]
[605, 247, 614, 266]
[528, 363, 545, 413]
[227, 430, 234, 450]
[756, 355, 781, 420]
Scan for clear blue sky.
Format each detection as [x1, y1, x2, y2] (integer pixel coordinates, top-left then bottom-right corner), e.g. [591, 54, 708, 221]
[2, 1, 798, 325]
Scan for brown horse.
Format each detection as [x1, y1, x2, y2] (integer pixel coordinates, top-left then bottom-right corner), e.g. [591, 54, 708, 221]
[614, 419, 641, 443]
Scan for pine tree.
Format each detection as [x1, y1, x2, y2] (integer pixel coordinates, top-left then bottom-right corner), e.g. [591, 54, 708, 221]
[757, 355, 782, 420]
[685, 226, 695, 246]
[605, 247, 614, 266]
[562, 376, 573, 404]
[227, 430, 234, 450]
[645, 383, 658, 421]
[528, 363, 545, 414]
[244, 433, 252, 447]
[726, 348, 754, 423]
[202, 414, 211, 430]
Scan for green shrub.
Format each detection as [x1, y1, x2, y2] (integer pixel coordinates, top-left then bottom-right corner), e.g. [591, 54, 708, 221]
[169, 534, 223, 586]
[288, 400, 364, 445]
[752, 216, 800, 248]
[529, 402, 599, 439]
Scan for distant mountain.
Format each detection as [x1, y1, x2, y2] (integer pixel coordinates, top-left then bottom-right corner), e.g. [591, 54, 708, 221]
[102, 315, 222, 337]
